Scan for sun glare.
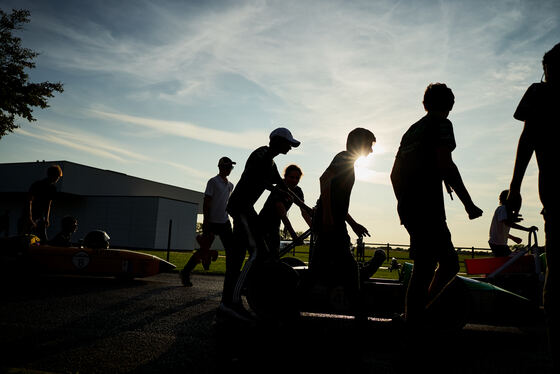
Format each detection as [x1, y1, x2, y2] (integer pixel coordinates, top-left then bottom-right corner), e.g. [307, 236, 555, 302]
[354, 155, 374, 182]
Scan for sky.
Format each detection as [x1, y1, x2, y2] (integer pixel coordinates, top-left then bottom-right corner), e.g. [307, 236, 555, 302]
[1, 0, 558, 248]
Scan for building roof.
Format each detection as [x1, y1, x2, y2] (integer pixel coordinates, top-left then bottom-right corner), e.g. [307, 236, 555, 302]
[0, 161, 203, 209]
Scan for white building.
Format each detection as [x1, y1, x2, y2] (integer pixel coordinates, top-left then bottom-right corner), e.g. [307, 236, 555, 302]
[0, 161, 203, 250]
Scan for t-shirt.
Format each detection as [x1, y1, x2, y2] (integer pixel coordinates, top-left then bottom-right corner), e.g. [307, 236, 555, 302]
[204, 175, 234, 224]
[513, 82, 560, 209]
[259, 185, 304, 231]
[315, 150, 356, 232]
[227, 146, 283, 216]
[29, 178, 57, 219]
[391, 115, 456, 224]
[489, 205, 511, 246]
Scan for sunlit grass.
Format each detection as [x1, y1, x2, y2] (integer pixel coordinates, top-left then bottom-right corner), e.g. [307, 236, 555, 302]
[139, 245, 488, 280]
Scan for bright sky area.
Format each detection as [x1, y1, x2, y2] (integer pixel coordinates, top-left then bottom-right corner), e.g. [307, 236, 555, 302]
[1, 0, 558, 248]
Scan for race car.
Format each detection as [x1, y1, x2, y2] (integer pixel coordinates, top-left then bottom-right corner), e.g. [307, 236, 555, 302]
[0, 233, 175, 279]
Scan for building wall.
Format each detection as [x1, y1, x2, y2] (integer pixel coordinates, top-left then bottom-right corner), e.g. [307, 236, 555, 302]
[0, 161, 204, 250]
[74, 196, 159, 249]
[0, 193, 201, 251]
[154, 198, 198, 250]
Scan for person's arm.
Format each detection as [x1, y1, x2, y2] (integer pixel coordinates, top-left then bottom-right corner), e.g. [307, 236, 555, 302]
[506, 221, 538, 233]
[319, 168, 334, 227]
[508, 234, 523, 244]
[346, 213, 370, 237]
[507, 121, 535, 217]
[275, 202, 299, 241]
[437, 146, 482, 219]
[202, 195, 212, 234]
[300, 207, 312, 228]
[27, 194, 37, 228]
[45, 200, 52, 227]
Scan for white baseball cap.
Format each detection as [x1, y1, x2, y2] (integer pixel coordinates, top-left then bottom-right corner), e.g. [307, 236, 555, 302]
[270, 127, 300, 147]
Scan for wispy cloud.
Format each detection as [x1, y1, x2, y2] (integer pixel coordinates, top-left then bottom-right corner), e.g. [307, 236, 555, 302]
[90, 109, 265, 150]
[14, 121, 212, 183]
[31, 0, 556, 150]
[15, 125, 145, 163]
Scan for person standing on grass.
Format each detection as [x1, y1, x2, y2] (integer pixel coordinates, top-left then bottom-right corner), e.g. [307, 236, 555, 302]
[390, 83, 482, 328]
[488, 190, 538, 257]
[258, 164, 312, 258]
[506, 42, 560, 368]
[180, 157, 236, 287]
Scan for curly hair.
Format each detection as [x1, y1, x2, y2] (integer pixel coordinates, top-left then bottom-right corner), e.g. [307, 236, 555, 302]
[423, 83, 455, 112]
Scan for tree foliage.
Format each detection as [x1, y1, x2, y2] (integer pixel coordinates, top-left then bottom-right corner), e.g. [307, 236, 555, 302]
[0, 9, 63, 139]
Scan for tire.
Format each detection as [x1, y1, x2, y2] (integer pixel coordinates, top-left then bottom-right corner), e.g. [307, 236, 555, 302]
[246, 260, 301, 321]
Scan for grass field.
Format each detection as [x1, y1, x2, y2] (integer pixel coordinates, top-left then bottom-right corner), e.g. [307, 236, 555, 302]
[139, 245, 491, 280]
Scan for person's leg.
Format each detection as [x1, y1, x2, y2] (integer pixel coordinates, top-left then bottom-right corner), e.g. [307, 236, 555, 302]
[180, 254, 198, 287]
[427, 222, 459, 303]
[342, 247, 361, 313]
[216, 221, 234, 254]
[490, 243, 512, 257]
[262, 226, 280, 260]
[404, 223, 437, 325]
[221, 215, 248, 306]
[360, 249, 387, 281]
[32, 218, 48, 242]
[180, 226, 219, 286]
[543, 211, 558, 368]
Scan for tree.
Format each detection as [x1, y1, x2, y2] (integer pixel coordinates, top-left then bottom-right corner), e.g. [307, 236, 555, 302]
[0, 9, 63, 139]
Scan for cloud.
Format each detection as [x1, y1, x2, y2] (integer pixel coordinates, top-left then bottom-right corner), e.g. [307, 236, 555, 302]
[14, 122, 213, 183]
[28, 0, 555, 152]
[90, 109, 266, 150]
[15, 125, 145, 163]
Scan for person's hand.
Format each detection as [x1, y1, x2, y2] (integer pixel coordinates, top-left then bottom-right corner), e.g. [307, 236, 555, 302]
[292, 235, 304, 246]
[277, 188, 293, 202]
[506, 190, 523, 222]
[466, 203, 483, 220]
[350, 222, 370, 238]
[512, 236, 522, 244]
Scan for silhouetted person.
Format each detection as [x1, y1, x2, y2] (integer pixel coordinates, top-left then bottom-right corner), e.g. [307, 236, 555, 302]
[258, 164, 312, 258]
[222, 128, 304, 320]
[391, 83, 482, 328]
[310, 128, 374, 311]
[507, 42, 560, 367]
[48, 215, 78, 247]
[180, 157, 236, 287]
[83, 230, 110, 249]
[489, 190, 538, 257]
[20, 164, 62, 242]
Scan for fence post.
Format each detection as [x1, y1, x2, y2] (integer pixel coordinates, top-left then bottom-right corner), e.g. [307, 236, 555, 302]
[471, 246, 474, 259]
[386, 243, 390, 262]
[166, 219, 173, 262]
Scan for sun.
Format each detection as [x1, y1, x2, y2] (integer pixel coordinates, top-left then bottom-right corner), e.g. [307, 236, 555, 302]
[354, 155, 374, 182]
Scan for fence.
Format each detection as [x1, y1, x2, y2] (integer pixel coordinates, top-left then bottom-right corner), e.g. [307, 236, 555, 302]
[286, 240, 492, 262]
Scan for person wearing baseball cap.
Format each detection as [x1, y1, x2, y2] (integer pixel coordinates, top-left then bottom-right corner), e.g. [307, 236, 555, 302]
[269, 127, 301, 147]
[218, 157, 236, 167]
[217, 127, 306, 321]
[180, 156, 236, 287]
